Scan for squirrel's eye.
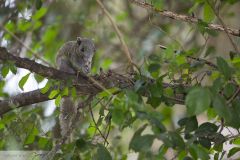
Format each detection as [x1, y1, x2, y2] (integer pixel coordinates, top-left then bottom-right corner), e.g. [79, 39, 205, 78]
[81, 47, 85, 52]
[77, 37, 82, 45]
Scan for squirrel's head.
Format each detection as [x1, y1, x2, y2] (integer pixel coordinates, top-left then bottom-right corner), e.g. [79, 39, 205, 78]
[75, 37, 96, 74]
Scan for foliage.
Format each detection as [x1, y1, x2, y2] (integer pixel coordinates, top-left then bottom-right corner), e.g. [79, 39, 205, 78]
[0, 0, 240, 159]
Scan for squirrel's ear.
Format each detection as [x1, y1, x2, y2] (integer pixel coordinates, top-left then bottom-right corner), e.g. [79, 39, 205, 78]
[77, 37, 82, 45]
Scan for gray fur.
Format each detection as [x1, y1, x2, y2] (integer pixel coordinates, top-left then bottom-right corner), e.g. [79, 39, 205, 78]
[56, 37, 95, 139]
[56, 37, 95, 74]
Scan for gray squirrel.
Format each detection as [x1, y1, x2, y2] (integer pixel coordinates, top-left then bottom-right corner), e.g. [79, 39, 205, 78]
[56, 37, 96, 74]
[56, 37, 96, 139]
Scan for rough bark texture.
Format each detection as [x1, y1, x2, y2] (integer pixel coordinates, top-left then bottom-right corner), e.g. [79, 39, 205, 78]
[129, 0, 240, 37]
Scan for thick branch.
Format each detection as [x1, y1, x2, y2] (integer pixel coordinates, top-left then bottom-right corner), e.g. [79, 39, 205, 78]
[0, 47, 134, 115]
[0, 47, 185, 115]
[129, 0, 240, 37]
[0, 89, 48, 115]
[0, 47, 86, 81]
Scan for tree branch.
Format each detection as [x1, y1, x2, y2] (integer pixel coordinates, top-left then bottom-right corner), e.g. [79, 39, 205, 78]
[0, 89, 48, 115]
[206, 0, 239, 54]
[96, 0, 135, 69]
[128, 0, 240, 37]
[0, 47, 185, 115]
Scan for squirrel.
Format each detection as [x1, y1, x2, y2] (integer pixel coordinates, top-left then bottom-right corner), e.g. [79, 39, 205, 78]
[56, 37, 96, 74]
[55, 37, 96, 139]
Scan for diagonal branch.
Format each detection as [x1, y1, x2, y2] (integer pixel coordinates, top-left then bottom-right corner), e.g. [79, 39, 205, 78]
[0, 89, 48, 116]
[96, 0, 138, 70]
[128, 0, 240, 37]
[205, 0, 239, 54]
[0, 47, 185, 116]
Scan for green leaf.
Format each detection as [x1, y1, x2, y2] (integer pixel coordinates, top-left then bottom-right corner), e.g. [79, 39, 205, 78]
[34, 74, 44, 83]
[130, 134, 155, 152]
[24, 134, 35, 145]
[33, 20, 42, 30]
[178, 151, 188, 160]
[8, 62, 17, 74]
[40, 81, 51, 94]
[199, 137, 211, 149]
[183, 156, 193, 160]
[61, 87, 69, 96]
[129, 124, 155, 152]
[134, 79, 145, 92]
[48, 89, 60, 99]
[136, 111, 166, 133]
[35, 0, 42, 10]
[149, 80, 163, 98]
[214, 153, 219, 160]
[176, 55, 187, 66]
[24, 127, 38, 145]
[101, 58, 112, 69]
[217, 57, 233, 79]
[55, 95, 62, 107]
[94, 144, 112, 160]
[168, 132, 185, 149]
[71, 87, 77, 99]
[111, 110, 124, 126]
[213, 95, 231, 121]
[228, 147, 240, 158]
[152, 0, 163, 9]
[178, 116, 198, 133]
[147, 97, 161, 108]
[125, 90, 141, 108]
[228, 104, 240, 128]
[158, 132, 185, 149]
[185, 116, 198, 133]
[148, 63, 161, 73]
[17, 19, 31, 32]
[203, 3, 215, 22]
[195, 122, 218, 134]
[32, 8, 47, 20]
[223, 83, 236, 98]
[190, 144, 210, 160]
[76, 138, 89, 152]
[186, 87, 211, 115]
[197, 20, 218, 36]
[158, 145, 168, 157]
[1, 65, 9, 78]
[18, 73, 31, 91]
[178, 117, 188, 127]
[204, 46, 215, 57]
[211, 77, 224, 94]
[232, 138, 240, 145]
[98, 88, 118, 98]
[38, 137, 49, 149]
[213, 143, 223, 152]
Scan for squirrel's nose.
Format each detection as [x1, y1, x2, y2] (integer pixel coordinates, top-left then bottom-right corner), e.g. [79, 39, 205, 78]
[84, 65, 89, 73]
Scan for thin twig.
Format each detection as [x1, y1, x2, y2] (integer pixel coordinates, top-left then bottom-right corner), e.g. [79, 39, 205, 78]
[104, 120, 111, 146]
[128, 0, 240, 37]
[164, 95, 185, 104]
[157, 44, 217, 68]
[227, 86, 240, 104]
[227, 133, 240, 141]
[96, 0, 136, 70]
[218, 118, 224, 133]
[206, 0, 239, 54]
[89, 103, 109, 145]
